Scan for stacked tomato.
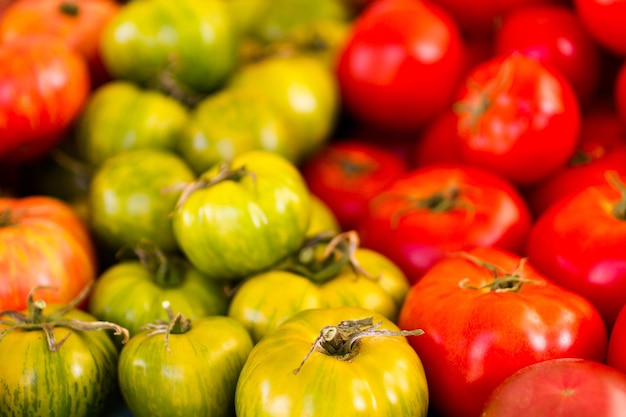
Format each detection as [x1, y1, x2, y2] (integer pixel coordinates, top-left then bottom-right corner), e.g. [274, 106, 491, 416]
[2, 0, 626, 416]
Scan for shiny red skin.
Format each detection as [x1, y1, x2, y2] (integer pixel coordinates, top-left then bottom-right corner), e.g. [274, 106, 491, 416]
[481, 358, 626, 417]
[453, 52, 581, 186]
[398, 246, 608, 417]
[336, 0, 467, 132]
[301, 140, 409, 231]
[494, 4, 601, 105]
[357, 163, 532, 283]
[526, 175, 626, 331]
[573, 0, 626, 56]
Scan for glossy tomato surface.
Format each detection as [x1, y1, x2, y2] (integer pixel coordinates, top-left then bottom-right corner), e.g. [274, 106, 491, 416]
[574, 0, 626, 56]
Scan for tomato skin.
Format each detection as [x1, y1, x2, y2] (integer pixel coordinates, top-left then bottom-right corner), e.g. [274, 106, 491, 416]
[75, 81, 189, 168]
[525, 176, 626, 331]
[173, 151, 311, 281]
[358, 164, 532, 283]
[0, 307, 120, 417]
[118, 315, 253, 417]
[0, 35, 90, 163]
[336, 0, 466, 132]
[481, 358, 626, 417]
[574, 0, 626, 56]
[398, 246, 608, 417]
[307, 194, 341, 236]
[616, 61, 626, 130]
[454, 52, 581, 186]
[0, 196, 96, 311]
[607, 303, 626, 374]
[235, 307, 429, 417]
[302, 140, 409, 231]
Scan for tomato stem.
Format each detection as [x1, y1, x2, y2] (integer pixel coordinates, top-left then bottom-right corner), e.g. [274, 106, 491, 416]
[607, 171, 626, 220]
[59, 2, 79, 16]
[140, 301, 191, 353]
[457, 253, 543, 292]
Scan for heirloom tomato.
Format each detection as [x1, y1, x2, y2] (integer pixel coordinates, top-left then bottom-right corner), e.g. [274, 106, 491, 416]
[235, 307, 429, 417]
[301, 140, 409, 231]
[336, 0, 466, 132]
[0, 0, 120, 86]
[88, 244, 229, 341]
[75, 81, 189, 168]
[0, 195, 96, 311]
[227, 53, 339, 160]
[358, 163, 532, 284]
[526, 172, 626, 331]
[453, 52, 581, 186]
[89, 149, 195, 253]
[481, 358, 626, 417]
[228, 231, 410, 342]
[0, 288, 128, 417]
[574, 0, 626, 56]
[118, 303, 253, 417]
[177, 87, 298, 175]
[398, 246, 608, 417]
[100, 0, 237, 96]
[173, 150, 311, 281]
[0, 35, 89, 163]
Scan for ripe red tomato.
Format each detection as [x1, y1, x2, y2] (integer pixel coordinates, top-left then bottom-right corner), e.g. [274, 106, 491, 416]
[616, 61, 626, 130]
[573, 0, 626, 56]
[398, 246, 608, 417]
[481, 358, 626, 417]
[357, 163, 532, 283]
[0, 35, 90, 163]
[526, 172, 626, 331]
[453, 52, 581, 186]
[607, 303, 626, 375]
[301, 140, 409, 231]
[0, 196, 97, 311]
[336, 0, 467, 132]
[494, 4, 601, 105]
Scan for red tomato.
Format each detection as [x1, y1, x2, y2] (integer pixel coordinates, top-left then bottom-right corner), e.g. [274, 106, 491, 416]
[616, 61, 626, 130]
[494, 4, 601, 105]
[336, 0, 467, 132]
[526, 173, 626, 331]
[573, 0, 626, 56]
[0, 35, 90, 163]
[607, 303, 626, 375]
[413, 109, 464, 166]
[0, 196, 97, 311]
[453, 52, 581, 186]
[301, 140, 409, 231]
[398, 246, 608, 417]
[481, 358, 626, 417]
[357, 163, 532, 283]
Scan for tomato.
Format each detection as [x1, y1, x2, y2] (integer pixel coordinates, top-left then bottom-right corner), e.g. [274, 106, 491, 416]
[75, 81, 189, 168]
[616, 61, 626, 130]
[574, 0, 626, 56]
[0, 196, 97, 311]
[88, 149, 195, 253]
[301, 140, 409, 231]
[176, 87, 298, 175]
[0, 288, 128, 417]
[493, 4, 601, 105]
[227, 53, 339, 160]
[413, 109, 464, 166]
[398, 246, 608, 417]
[0, 35, 90, 163]
[307, 194, 341, 236]
[357, 164, 532, 284]
[118, 303, 253, 417]
[100, 0, 237, 96]
[235, 307, 429, 417]
[172, 150, 311, 281]
[228, 231, 410, 342]
[336, 0, 466, 132]
[88, 245, 230, 340]
[0, 0, 120, 86]
[525, 172, 626, 331]
[481, 358, 626, 417]
[453, 52, 581, 186]
[607, 303, 626, 374]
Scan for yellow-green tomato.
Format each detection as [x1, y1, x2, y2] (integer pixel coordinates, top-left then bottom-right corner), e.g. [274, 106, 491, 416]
[235, 307, 429, 417]
[228, 246, 410, 343]
[307, 194, 341, 237]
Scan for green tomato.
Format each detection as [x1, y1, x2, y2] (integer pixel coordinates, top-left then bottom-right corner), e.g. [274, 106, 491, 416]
[177, 87, 298, 174]
[100, 0, 237, 95]
[307, 193, 341, 237]
[227, 53, 339, 160]
[172, 150, 311, 281]
[89, 149, 195, 252]
[235, 307, 429, 417]
[75, 81, 189, 168]
[118, 308, 253, 417]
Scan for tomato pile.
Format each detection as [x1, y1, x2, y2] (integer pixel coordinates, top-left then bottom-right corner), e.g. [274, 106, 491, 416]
[2, 0, 626, 416]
